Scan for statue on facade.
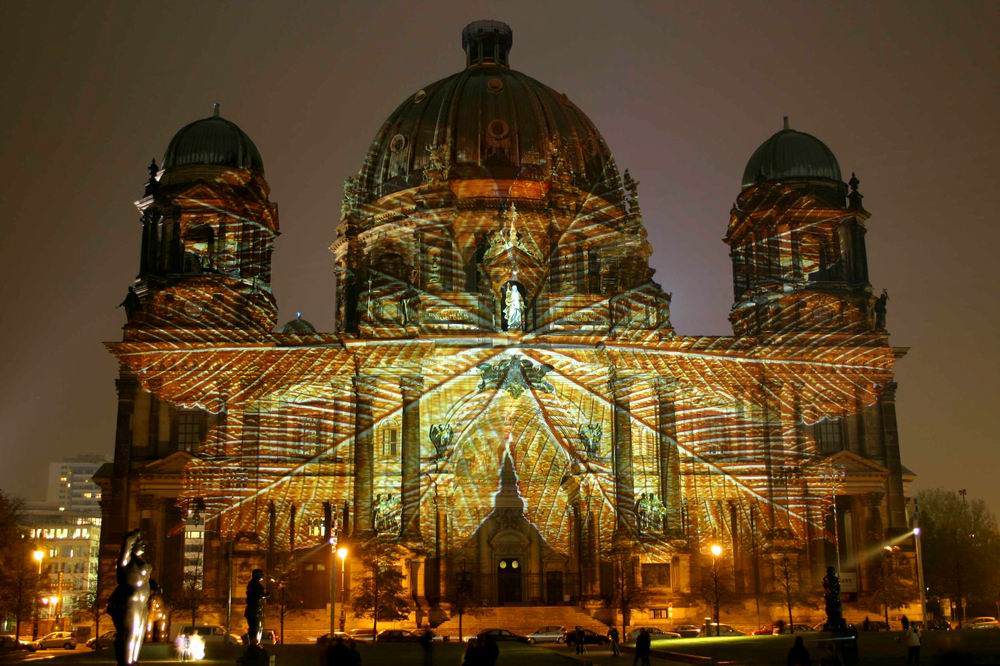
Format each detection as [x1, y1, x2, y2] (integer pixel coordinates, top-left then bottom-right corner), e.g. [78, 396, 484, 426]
[504, 283, 523, 331]
[107, 529, 156, 666]
[578, 423, 602, 459]
[118, 286, 142, 322]
[429, 423, 453, 458]
[244, 569, 268, 648]
[373, 494, 401, 534]
[874, 289, 888, 330]
[822, 566, 845, 631]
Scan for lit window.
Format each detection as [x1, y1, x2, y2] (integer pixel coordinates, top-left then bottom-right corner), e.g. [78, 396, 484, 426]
[177, 411, 203, 452]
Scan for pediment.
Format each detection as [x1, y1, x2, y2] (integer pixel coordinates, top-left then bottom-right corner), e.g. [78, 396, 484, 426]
[825, 450, 889, 476]
[140, 451, 197, 476]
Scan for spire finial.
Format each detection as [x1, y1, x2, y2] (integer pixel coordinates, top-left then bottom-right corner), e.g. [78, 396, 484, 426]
[783, 115, 790, 131]
[213, 102, 220, 118]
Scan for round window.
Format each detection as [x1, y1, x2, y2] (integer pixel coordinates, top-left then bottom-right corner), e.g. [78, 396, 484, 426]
[487, 119, 509, 139]
[414, 89, 427, 103]
[390, 134, 407, 152]
[487, 77, 504, 94]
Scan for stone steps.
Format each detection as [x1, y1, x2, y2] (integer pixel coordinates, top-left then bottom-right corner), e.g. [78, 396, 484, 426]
[434, 605, 609, 638]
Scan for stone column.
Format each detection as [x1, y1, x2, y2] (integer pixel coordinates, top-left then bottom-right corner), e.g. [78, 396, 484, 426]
[655, 378, 682, 537]
[879, 382, 908, 533]
[352, 375, 376, 535]
[400, 375, 423, 541]
[610, 368, 637, 540]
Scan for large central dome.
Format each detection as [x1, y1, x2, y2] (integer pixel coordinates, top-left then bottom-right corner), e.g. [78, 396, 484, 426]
[358, 20, 619, 202]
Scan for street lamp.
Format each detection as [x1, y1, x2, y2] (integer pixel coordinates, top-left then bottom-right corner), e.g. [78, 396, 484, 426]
[32, 550, 45, 639]
[912, 502, 928, 627]
[710, 544, 723, 636]
[337, 546, 349, 633]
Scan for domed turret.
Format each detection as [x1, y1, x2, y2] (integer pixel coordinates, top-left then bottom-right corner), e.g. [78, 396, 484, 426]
[163, 104, 264, 174]
[356, 20, 619, 202]
[741, 117, 841, 189]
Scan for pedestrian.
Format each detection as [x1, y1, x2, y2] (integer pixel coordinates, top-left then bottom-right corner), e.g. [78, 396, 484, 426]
[419, 629, 434, 666]
[574, 626, 585, 655]
[786, 635, 811, 666]
[633, 629, 651, 666]
[862, 616, 870, 632]
[463, 637, 479, 666]
[905, 624, 921, 664]
[175, 632, 189, 662]
[482, 634, 499, 666]
[901, 615, 910, 632]
[324, 637, 348, 666]
[348, 639, 362, 666]
[608, 626, 620, 657]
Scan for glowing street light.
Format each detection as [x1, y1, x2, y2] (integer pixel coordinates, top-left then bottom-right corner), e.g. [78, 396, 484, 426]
[33, 549, 45, 574]
[31, 550, 45, 640]
[710, 544, 723, 636]
[336, 546, 349, 633]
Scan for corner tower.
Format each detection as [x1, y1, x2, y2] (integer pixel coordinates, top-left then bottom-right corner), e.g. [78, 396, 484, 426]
[725, 118, 877, 338]
[126, 105, 279, 340]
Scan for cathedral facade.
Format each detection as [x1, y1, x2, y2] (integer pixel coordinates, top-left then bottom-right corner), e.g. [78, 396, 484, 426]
[95, 21, 916, 631]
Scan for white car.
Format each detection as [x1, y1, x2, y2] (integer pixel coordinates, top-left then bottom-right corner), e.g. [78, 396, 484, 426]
[527, 625, 566, 644]
[34, 631, 77, 650]
[968, 617, 999, 630]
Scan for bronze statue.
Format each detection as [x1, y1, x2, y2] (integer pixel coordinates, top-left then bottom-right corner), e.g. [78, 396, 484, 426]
[107, 530, 156, 666]
[244, 569, 268, 648]
[874, 289, 888, 330]
[823, 566, 845, 631]
[118, 286, 142, 322]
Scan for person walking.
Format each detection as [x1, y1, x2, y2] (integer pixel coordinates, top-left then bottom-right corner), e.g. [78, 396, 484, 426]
[462, 637, 479, 666]
[786, 635, 811, 666]
[901, 615, 910, 632]
[905, 624, 921, 664]
[608, 626, 620, 657]
[419, 629, 434, 666]
[862, 616, 870, 632]
[633, 629, 651, 666]
[574, 626, 585, 655]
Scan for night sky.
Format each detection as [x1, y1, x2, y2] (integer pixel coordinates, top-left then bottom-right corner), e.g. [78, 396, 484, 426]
[1, 2, 997, 511]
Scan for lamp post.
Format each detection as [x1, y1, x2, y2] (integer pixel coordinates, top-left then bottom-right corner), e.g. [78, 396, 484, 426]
[913, 500, 928, 625]
[32, 549, 45, 639]
[710, 544, 723, 636]
[337, 546, 349, 633]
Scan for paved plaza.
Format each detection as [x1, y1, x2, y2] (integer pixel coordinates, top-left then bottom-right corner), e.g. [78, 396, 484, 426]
[3, 631, 1000, 666]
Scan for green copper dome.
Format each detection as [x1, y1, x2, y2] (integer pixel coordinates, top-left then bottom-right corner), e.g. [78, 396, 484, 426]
[163, 105, 264, 174]
[742, 119, 841, 189]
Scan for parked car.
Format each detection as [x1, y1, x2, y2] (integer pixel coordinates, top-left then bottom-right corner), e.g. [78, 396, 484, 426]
[698, 624, 745, 637]
[751, 625, 774, 636]
[376, 629, 420, 642]
[0, 635, 31, 651]
[968, 617, 999, 630]
[33, 631, 77, 650]
[625, 627, 680, 643]
[924, 618, 951, 631]
[775, 624, 818, 635]
[86, 631, 117, 649]
[564, 628, 610, 645]
[672, 624, 701, 638]
[348, 628, 377, 643]
[180, 625, 244, 646]
[476, 628, 530, 643]
[239, 630, 276, 646]
[527, 625, 565, 644]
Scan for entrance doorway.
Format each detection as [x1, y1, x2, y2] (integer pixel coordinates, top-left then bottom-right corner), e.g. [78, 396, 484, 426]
[545, 571, 563, 603]
[497, 558, 522, 603]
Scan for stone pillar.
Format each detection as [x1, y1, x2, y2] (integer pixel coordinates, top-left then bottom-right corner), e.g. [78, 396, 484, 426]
[879, 382, 908, 533]
[655, 378, 682, 537]
[352, 375, 376, 535]
[610, 368, 636, 539]
[400, 375, 423, 541]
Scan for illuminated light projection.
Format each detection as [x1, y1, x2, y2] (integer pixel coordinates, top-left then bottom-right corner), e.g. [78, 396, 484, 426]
[98, 21, 912, 624]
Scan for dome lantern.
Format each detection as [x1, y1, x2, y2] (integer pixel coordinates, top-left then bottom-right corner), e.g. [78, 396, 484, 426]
[462, 20, 513, 68]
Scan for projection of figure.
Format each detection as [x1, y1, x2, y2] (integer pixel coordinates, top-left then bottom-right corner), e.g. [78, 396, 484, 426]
[244, 569, 268, 648]
[107, 530, 155, 666]
[504, 283, 523, 331]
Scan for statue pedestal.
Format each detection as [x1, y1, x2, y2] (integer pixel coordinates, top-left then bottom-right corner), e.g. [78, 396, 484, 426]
[237, 645, 270, 666]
